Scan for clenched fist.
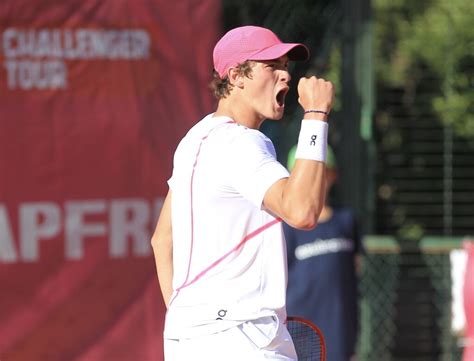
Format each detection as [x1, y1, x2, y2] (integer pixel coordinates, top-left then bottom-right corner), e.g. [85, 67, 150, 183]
[297, 76, 334, 120]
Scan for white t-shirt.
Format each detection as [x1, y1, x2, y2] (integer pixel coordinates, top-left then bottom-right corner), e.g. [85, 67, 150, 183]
[164, 114, 290, 339]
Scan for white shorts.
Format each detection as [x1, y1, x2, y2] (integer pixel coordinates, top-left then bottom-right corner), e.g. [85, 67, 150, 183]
[164, 316, 297, 361]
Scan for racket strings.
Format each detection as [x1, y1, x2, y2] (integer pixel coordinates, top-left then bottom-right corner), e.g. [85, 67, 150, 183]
[287, 319, 325, 361]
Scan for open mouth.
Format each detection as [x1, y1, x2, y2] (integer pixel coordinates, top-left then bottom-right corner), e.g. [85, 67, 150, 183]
[276, 88, 288, 107]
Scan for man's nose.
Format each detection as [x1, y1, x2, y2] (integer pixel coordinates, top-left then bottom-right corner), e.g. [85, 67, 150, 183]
[280, 69, 291, 83]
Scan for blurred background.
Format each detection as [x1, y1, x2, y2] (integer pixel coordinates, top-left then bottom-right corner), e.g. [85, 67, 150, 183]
[1, 0, 473, 360]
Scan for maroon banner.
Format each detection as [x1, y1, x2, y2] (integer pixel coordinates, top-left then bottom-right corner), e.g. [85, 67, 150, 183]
[0, 1, 221, 360]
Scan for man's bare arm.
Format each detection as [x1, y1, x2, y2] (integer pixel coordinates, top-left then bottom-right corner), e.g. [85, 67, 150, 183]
[264, 159, 326, 230]
[151, 190, 173, 308]
[264, 76, 334, 230]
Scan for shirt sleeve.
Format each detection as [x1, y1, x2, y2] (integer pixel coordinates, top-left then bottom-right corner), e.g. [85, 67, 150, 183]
[227, 129, 289, 208]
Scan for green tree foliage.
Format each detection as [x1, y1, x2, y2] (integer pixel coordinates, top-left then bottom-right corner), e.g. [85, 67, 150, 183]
[374, 0, 474, 137]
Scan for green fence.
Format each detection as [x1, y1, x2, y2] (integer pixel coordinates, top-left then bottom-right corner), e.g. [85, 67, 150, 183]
[358, 236, 466, 361]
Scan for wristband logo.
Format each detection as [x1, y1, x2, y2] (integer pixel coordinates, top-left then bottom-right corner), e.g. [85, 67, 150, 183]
[310, 135, 317, 146]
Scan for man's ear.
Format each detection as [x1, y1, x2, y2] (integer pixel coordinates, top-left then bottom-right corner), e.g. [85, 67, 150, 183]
[227, 67, 245, 88]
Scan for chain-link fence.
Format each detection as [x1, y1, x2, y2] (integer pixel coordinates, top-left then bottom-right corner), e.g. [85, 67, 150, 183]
[358, 236, 465, 361]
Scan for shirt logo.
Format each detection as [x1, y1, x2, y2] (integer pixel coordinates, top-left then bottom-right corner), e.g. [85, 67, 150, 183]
[216, 309, 227, 320]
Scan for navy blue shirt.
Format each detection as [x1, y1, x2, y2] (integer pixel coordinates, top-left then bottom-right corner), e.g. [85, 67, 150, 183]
[284, 207, 361, 361]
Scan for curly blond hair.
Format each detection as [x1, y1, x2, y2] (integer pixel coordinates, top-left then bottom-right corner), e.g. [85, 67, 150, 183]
[209, 61, 255, 99]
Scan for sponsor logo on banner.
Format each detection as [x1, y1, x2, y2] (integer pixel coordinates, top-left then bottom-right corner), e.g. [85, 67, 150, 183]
[0, 197, 164, 263]
[2, 28, 150, 90]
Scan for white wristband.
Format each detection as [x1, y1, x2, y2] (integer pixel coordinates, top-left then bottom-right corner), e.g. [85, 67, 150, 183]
[294, 120, 328, 162]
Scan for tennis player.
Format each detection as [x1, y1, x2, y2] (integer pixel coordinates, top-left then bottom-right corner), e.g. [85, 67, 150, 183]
[151, 25, 334, 360]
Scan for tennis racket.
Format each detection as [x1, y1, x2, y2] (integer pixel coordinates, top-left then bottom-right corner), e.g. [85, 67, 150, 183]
[286, 316, 326, 361]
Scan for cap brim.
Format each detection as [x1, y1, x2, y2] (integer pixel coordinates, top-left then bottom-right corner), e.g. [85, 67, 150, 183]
[248, 43, 310, 62]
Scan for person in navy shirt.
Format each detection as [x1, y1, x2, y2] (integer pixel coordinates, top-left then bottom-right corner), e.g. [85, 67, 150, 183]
[284, 145, 363, 361]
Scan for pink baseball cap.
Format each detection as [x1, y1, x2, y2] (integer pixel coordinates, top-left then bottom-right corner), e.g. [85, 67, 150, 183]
[213, 26, 310, 78]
